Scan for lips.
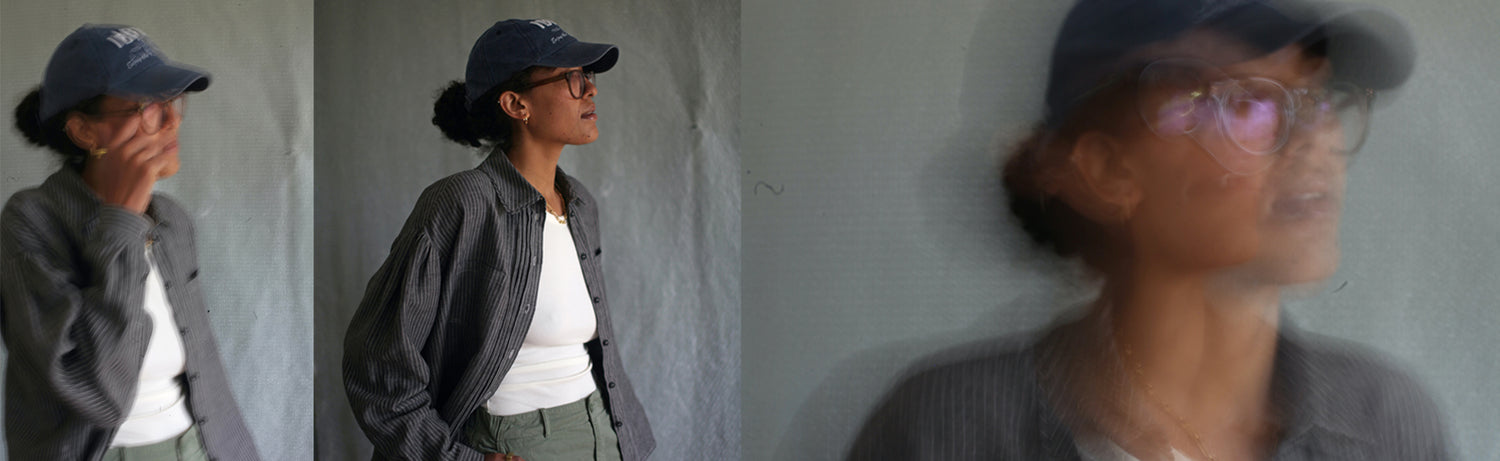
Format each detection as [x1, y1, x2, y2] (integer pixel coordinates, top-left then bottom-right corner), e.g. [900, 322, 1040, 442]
[1270, 190, 1336, 220]
[582, 106, 597, 120]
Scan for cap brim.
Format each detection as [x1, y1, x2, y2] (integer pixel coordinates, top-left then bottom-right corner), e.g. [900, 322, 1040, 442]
[111, 60, 211, 101]
[1310, 4, 1415, 90]
[1218, 1, 1414, 90]
[536, 40, 619, 74]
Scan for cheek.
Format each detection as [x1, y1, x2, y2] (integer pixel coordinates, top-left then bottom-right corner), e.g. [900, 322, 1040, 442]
[1131, 143, 1268, 267]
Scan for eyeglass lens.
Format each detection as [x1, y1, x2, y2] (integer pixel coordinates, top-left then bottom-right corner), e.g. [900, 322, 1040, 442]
[139, 97, 186, 134]
[1139, 60, 1369, 174]
[566, 71, 596, 99]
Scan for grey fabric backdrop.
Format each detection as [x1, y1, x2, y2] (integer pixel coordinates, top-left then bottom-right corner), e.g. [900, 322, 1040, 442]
[0, 0, 315, 460]
[312, 1, 739, 459]
[743, 1, 1499, 460]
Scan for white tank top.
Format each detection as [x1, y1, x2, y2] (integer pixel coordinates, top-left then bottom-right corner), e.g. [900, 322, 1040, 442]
[484, 213, 599, 416]
[111, 246, 193, 447]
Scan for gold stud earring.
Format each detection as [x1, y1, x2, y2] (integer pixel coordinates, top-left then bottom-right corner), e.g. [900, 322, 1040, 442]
[90, 147, 107, 158]
[524, 116, 530, 126]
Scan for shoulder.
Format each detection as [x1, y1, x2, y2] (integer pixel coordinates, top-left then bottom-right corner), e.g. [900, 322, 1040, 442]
[2, 186, 65, 242]
[851, 336, 1054, 458]
[149, 193, 193, 224]
[1284, 331, 1451, 457]
[1291, 331, 1440, 406]
[2, 186, 49, 224]
[878, 337, 1043, 419]
[390, 169, 508, 252]
[407, 170, 500, 225]
[415, 169, 499, 211]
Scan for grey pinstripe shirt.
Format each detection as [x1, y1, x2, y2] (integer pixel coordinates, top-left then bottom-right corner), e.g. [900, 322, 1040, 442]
[343, 150, 654, 461]
[0, 168, 260, 460]
[850, 316, 1450, 460]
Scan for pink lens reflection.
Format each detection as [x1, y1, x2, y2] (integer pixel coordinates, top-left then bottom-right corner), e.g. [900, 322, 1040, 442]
[1225, 97, 1281, 153]
[1155, 94, 1202, 134]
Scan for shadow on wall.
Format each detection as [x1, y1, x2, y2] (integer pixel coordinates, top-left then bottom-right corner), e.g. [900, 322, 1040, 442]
[768, 3, 1075, 459]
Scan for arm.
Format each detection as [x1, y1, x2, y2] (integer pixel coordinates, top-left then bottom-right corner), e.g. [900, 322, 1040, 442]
[0, 201, 154, 426]
[342, 228, 482, 461]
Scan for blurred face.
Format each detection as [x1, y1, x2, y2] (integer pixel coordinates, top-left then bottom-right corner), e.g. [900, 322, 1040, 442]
[75, 94, 185, 178]
[1110, 36, 1351, 285]
[516, 66, 600, 146]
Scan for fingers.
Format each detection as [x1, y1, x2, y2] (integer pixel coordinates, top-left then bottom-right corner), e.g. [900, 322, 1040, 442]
[104, 114, 144, 151]
[114, 123, 166, 166]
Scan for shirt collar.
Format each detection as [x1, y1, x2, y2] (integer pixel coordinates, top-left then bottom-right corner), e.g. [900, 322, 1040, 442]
[477, 147, 587, 214]
[1271, 318, 1373, 449]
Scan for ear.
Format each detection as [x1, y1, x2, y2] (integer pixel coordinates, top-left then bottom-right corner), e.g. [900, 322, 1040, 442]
[497, 91, 529, 124]
[64, 115, 99, 151]
[1066, 131, 1143, 221]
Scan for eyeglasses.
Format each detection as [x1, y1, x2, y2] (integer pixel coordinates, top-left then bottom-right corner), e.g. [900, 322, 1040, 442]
[1137, 59, 1373, 174]
[519, 70, 596, 99]
[87, 95, 187, 135]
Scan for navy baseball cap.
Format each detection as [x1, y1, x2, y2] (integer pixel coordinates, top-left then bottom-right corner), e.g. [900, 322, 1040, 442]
[39, 24, 210, 122]
[464, 19, 619, 110]
[1044, 0, 1415, 128]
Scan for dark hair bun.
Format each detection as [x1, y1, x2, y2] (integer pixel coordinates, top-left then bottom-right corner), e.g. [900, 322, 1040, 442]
[13, 87, 95, 170]
[14, 89, 48, 146]
[432, 81, 488, 147]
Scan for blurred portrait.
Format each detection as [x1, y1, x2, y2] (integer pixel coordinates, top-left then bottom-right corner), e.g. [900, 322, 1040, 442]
[743, 0, 1498, 459]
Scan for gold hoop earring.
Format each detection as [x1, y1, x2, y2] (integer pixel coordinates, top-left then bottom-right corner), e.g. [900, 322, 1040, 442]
[90, 147, 107, 159]
[523, 116, 530, 126]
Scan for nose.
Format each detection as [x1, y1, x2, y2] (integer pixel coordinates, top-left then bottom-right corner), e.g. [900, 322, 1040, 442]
[1282, 109, 1346, 159]
[582, 75, 598, 98]
[150, 100, 184, 133]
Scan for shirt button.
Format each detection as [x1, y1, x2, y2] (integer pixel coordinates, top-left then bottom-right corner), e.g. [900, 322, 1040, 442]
[578, 253, 587, 260]
[614, 421, 623, 428]
[608, 381, 616, 389]
[601, 339, 610, 346]
[592, 296, 600, 303]
[197, 417, 208, 425]
[188, 372, 200, 382]
[179, 327, 189, 335]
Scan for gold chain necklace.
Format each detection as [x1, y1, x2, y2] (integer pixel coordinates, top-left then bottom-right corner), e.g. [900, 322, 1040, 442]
[544, 200, 567, 224]
[1118, 344, 1218, 461]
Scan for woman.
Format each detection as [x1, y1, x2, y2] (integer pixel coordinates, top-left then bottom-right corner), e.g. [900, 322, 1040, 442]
[343, 19, 654, 461]
[851, 1, 1447, 460]
[1, 25, 260, 460]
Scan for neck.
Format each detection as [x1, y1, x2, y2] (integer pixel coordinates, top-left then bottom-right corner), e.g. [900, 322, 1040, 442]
[506, 138, 564, 198]
[1107, 262, 1281, 439]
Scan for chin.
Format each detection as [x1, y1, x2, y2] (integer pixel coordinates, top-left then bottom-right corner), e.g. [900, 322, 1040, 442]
[157, 162, 181, 180]
[1247, 244, 1341, 286]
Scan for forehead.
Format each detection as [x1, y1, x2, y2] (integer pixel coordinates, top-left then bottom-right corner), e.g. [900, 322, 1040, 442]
[1134, 29, 1330, 85]
[96, 94, 142, 109]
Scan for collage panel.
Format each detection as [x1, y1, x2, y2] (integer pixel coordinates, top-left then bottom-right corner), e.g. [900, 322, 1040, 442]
[313, 0, 739, 460]
[0, 0, 314, 459]
[744, 0, 1499, 459]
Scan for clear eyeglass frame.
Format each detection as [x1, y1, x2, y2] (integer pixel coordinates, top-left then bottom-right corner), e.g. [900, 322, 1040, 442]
[1136, 58, 1374, 175]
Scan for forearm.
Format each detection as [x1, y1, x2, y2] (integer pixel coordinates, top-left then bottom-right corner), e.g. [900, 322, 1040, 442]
[1, 205, 155, 425]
